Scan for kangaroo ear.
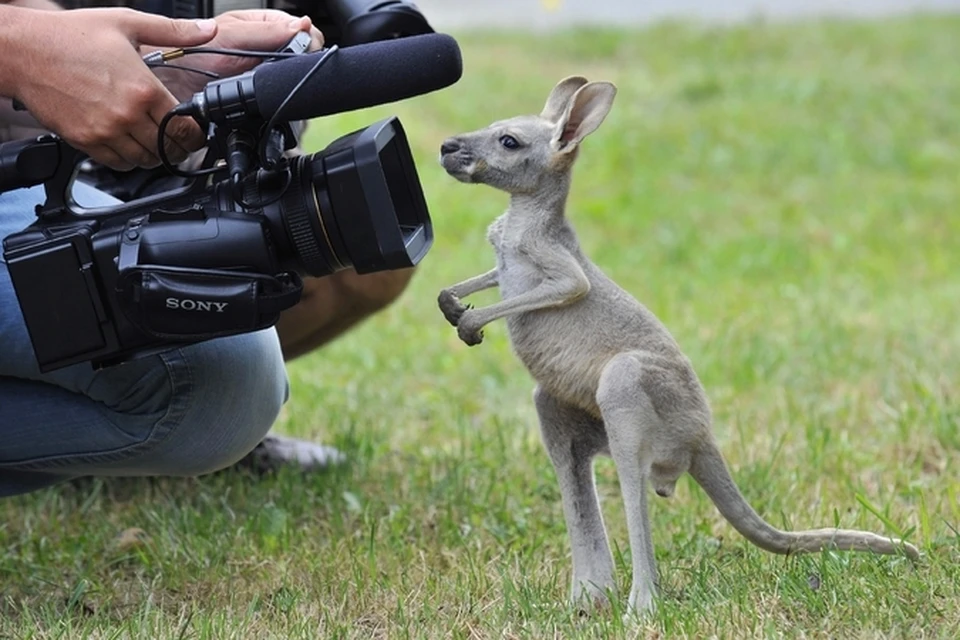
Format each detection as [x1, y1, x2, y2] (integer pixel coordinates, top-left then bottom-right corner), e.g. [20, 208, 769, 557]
[551, 82, 618, 154]
[540, 76, 589, 123]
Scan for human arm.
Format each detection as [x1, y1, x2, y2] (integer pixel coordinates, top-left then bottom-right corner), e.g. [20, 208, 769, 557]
[0, 0, 60, 135]
[0, 7, 324, 157]
[0, 5, 218, 169]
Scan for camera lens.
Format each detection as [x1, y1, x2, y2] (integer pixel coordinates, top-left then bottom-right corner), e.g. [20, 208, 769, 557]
[241, 116, 433, 278]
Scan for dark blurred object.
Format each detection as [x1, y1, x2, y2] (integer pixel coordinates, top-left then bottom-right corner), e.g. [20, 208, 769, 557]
[53, 0, 435, 47]
[309, 0, 434, 46]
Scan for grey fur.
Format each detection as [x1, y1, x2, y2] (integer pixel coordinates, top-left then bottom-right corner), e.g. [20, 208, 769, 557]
[436, 76, 920, 613]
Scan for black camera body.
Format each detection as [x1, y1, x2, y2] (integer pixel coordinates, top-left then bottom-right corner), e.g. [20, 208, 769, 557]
[1, 116, 430, 373]
[0, 2, 460, 373]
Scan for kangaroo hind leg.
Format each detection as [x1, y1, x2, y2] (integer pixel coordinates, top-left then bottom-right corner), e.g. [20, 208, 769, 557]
[533, 386, 616, 609]
[596, 352, 684, 614]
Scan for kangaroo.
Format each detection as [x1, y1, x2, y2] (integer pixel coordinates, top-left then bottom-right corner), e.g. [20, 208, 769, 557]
[436, 75, 920, 613]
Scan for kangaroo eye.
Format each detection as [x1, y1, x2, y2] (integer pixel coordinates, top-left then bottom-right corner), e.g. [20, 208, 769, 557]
[499, 135, 520, 150]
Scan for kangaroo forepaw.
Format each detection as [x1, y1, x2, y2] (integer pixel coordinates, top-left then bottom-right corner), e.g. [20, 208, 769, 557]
[456, 309, 484, 346]
[457, 324, 484, 346]
[437, 289, 468, 327]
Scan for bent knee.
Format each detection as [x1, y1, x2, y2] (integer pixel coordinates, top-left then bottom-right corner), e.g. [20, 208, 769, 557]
[146, 329, 289, 476]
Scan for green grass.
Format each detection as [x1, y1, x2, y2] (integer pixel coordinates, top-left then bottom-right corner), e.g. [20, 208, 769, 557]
[4, 15, 960, 639]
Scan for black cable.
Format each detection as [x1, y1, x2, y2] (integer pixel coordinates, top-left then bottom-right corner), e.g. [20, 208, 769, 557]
[231, 46, 338, 210]
[157, 104, 221, 179]
[180, 46, 305, 59]
[142, 46, 304, 82]
[234, 167, 293, 211]
[149, 46, 306, 63]
[146, 61, 219, 80]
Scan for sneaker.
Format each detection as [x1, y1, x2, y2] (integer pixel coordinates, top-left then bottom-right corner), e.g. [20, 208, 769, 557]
[234, 433, 346, 474]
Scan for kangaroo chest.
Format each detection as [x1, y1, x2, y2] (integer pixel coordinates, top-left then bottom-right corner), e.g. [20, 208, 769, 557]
[494, 247, 542, 300]
[487, 213, 553, 299]
[487, 216, 607, 414]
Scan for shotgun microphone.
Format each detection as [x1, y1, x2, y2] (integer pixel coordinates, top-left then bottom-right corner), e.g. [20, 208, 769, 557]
[191, 32, 463, 125]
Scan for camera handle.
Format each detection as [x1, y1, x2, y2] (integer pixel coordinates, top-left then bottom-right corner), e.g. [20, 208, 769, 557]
[0, 135, 86, 218]
[0, 134, 213, 225]
[37, 138, 90, 220]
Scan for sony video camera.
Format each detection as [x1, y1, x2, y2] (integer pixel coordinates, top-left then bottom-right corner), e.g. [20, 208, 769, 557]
[0, 2, 462, 374]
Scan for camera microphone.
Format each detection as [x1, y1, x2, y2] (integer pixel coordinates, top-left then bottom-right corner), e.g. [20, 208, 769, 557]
[191, 32, 463, 126]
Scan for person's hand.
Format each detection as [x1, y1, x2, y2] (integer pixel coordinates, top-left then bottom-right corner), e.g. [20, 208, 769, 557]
[151, 10, 325, 101]
[11, 8, 219, 171]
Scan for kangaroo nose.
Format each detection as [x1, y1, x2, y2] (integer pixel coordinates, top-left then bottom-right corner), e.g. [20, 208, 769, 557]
[440, 138, 461, 156]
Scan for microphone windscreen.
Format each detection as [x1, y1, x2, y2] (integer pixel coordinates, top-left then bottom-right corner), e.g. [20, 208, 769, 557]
[252, 33, 463, 122]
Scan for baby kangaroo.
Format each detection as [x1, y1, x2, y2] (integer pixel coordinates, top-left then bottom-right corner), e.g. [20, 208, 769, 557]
[436, 76, 920, 613]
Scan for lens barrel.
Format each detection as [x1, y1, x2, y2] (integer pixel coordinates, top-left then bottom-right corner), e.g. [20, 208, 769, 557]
[252, 116, 433, 278]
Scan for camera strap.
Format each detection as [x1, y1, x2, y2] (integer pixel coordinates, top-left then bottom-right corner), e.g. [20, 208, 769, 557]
[116, 265, 304, 342]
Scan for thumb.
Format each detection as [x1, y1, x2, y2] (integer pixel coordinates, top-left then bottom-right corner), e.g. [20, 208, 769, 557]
[119, 11, 218, 47]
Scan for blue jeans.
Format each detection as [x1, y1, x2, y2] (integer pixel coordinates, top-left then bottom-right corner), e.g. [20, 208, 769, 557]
[0, 183, 289, 497]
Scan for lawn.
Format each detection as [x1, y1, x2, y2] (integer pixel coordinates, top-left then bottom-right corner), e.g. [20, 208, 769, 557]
[3, 14, 960, 639]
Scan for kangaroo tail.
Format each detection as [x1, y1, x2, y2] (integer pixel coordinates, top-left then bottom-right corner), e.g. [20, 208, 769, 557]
[687, 443, 920, 561]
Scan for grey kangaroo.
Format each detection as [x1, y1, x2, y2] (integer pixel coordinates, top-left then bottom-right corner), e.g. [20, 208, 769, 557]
[436, 75, 920, 613]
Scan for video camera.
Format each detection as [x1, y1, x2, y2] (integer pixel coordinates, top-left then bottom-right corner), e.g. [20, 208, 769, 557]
[0, 0, 462, 373]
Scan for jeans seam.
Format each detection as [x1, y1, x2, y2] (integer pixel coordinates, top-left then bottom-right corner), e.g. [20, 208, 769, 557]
[2, 348, 195, 471]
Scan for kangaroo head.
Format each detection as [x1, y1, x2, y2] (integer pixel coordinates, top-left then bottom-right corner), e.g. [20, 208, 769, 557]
[439, 76, 617, 195]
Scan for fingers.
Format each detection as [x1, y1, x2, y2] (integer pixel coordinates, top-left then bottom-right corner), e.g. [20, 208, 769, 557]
[306, 24, 325, 51]
[86, 144, 134, 173]
[287, 15, 325, 49]
[156, 121, 197, 166]
[278, 13, 324, 49]
[113, 132, 161, 169]
[86, 113, 201, 171]
[118, 9, 218, 47]
[214, 10, 324, 51]
[64, 103, 164, 170]
[98, 80, 201, 169]
[115, 81, 194, 168]
[148, 10, 327, 99]
[148, 97, 207, 163]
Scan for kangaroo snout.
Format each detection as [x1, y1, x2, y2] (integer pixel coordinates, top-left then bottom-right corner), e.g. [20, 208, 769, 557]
[439, 136, 477, 183]
[440, 138, 462, 156]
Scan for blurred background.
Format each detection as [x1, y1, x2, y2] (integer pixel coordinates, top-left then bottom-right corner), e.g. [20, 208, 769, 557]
[417, 0, 960, 28]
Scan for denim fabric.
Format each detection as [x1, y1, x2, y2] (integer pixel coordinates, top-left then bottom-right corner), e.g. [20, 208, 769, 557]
[0, 183, 289, 497]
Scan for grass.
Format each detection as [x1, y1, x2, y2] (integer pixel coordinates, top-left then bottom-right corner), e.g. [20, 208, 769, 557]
[3, 14, 960, 639]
